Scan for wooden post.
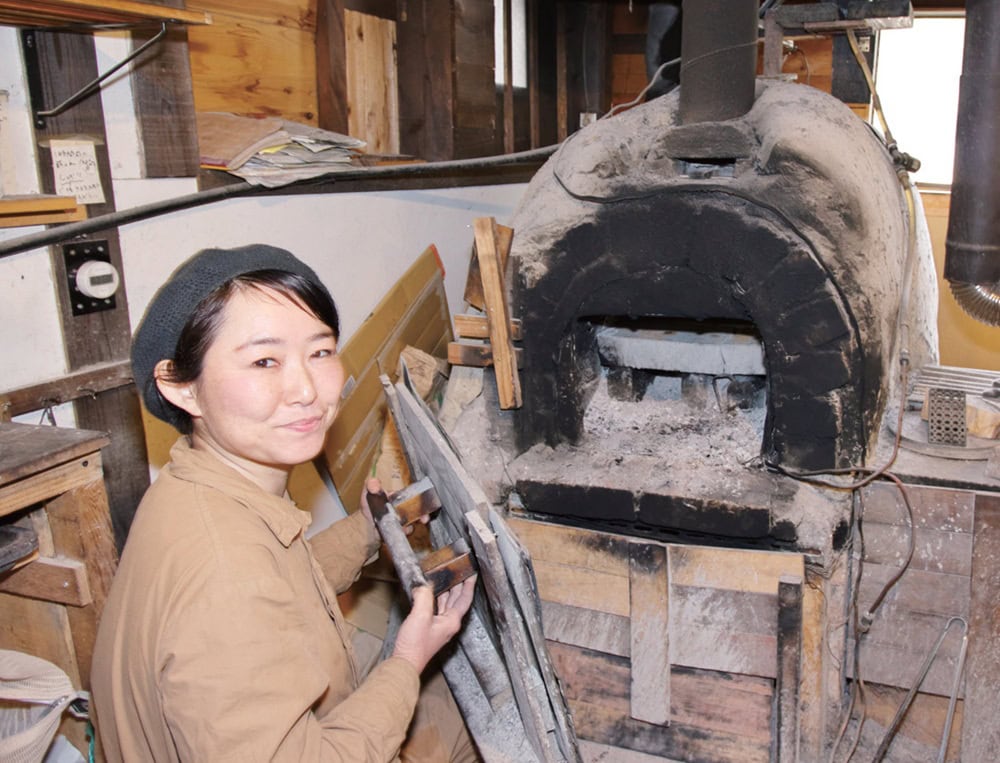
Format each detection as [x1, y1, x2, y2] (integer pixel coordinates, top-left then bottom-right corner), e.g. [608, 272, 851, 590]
[776, 574, 803, 762]
[22, 28, 149, 548]
[502, 0, 515, 153]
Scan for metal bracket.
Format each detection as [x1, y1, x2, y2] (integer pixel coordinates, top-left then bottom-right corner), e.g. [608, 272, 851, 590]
[23, 22, 168, 129]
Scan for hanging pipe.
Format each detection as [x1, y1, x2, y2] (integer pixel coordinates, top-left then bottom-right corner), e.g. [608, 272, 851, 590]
[944, 0, 1000, 325]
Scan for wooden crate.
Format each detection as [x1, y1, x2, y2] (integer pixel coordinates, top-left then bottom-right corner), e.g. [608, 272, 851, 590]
[507, 516, 830, 762]
[0, 421, 119, 755]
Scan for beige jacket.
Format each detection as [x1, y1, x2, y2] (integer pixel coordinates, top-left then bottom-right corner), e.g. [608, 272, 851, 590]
[92, 439, 420, 762]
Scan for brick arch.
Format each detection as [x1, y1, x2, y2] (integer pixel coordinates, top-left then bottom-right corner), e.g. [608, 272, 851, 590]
[511, 190, 869, 472]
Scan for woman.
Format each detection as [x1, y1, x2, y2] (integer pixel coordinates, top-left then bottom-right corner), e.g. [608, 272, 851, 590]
[92, 244, 477, 762]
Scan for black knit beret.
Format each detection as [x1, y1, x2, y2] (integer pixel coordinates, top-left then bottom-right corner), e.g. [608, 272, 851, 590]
[131, 244, 332, 429]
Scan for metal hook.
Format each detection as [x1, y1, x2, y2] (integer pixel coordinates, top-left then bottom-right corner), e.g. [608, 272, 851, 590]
[38, 401, 58, 426]
[34, 22, 168, 127]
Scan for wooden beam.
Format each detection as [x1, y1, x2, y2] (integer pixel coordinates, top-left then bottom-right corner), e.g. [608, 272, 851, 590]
[0, 456, 102, 519]
[473, 217, 522, 408]
[0, 360, 132, 421]
[0, 0, 210, 28]
[0, 556, 91, 607]
[454, 313, 522, 340]
[463, 223, 513, 311]
[629, 541, 670, 726]
[776, 574, 803, 763]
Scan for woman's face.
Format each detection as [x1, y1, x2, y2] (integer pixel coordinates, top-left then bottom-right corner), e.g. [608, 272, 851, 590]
[167, 285, 345, 486]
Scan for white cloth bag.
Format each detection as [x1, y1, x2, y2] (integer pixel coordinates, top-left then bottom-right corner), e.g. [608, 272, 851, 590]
[0, 650, 88, 763]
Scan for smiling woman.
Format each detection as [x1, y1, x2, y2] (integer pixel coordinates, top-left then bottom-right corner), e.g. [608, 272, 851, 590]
[90, 244, 478, 762]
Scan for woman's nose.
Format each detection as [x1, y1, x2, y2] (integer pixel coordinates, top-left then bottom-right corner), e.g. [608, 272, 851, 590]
[286, 361, 318, 404]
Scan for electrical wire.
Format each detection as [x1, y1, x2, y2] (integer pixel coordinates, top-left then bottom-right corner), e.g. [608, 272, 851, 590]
[602, 55, 681, 119]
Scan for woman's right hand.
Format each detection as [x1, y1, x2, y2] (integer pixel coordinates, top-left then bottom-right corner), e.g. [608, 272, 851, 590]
[392, 577, 477, 674]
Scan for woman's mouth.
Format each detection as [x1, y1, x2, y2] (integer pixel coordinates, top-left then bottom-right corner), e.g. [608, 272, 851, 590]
[282, 416, 324, 433]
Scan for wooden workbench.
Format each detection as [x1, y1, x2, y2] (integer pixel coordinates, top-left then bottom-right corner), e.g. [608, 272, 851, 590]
[0, 421, 119, 754]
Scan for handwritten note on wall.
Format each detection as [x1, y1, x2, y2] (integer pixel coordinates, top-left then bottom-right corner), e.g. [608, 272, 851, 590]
[50, 138, 105, 205]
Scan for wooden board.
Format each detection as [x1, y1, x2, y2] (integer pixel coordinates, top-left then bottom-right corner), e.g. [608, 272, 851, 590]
[0, 0, 209, 27]
[188, 1, 318, 124]
[345, 9, 400, 154]
[0, 556, 90, 606]
[492, 510, 581, 761]
[515, 517, 796, 679]
[549, 642, 772, 762]
[628, 541, 669, 725]
[467, 510, 564, 763]
[131, 14, 201, 178]
[959, 492, 1000, 760]
[473, 217, 521, 408]
[0, 422, 109, 486]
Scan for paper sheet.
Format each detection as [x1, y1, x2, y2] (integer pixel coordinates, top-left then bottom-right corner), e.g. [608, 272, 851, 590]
[50, 138, 105, 205]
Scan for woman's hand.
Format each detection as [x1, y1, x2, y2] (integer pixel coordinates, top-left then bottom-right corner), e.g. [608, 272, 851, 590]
[392, 577, 477, 674]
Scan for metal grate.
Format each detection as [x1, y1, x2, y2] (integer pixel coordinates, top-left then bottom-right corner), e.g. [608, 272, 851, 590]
[927, 387, 967, 446]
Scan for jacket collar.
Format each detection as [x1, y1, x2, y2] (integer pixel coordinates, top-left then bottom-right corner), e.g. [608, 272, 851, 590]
[165, 437, 310, 547]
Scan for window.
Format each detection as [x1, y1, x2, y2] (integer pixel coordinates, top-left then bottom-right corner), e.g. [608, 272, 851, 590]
[875, 14, 966, 185]
[494, 0, 527, 88]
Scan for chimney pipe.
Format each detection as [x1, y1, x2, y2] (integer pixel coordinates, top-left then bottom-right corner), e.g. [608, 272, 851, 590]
[944, 0, 1000, 325]
[678, 0, 758, 124]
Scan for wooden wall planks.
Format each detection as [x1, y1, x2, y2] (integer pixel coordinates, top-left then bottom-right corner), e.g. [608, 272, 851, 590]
[188, 0, 319, 123]
[131, 0, 200, 177]
[851, 482, 974, 698]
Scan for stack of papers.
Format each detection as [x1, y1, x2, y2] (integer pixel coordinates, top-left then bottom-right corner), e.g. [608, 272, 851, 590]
[196, 113, 367, 188]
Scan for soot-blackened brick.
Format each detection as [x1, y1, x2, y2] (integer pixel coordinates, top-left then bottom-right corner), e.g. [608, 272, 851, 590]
[516, 479, 636, 522]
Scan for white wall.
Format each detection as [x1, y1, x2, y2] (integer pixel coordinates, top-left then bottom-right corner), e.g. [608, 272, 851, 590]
[0, 27, 527, 526]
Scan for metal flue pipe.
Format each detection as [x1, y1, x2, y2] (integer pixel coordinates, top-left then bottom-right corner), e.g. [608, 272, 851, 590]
[944, 0, 1000, 325]
[678, 0, 758, 124]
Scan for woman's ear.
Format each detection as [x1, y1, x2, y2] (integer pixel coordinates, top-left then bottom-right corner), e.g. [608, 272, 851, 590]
[153, 359, 202, 417]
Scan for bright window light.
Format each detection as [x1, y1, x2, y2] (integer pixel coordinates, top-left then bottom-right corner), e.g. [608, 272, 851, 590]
[875, 15, 965, 185]
[494, 0, 527, 88]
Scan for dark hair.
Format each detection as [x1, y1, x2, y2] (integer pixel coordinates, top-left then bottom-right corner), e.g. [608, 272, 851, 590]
[154, 269, 340, 434]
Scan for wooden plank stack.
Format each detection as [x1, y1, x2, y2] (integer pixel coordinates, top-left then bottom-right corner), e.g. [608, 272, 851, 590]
[382, 377, 580, 762]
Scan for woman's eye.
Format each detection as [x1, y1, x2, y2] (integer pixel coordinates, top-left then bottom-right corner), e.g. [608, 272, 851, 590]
[253, 358, 277, 368]
[313, 348, 333, 359]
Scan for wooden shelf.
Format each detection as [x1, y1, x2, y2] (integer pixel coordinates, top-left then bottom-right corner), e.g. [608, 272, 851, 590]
[0, 194, 87, 228]
[0, 0, 210, 29]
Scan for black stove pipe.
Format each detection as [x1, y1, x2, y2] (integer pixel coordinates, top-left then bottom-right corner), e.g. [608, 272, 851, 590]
[678, 0, 758, 124]
[944, 0, 1000, 325]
